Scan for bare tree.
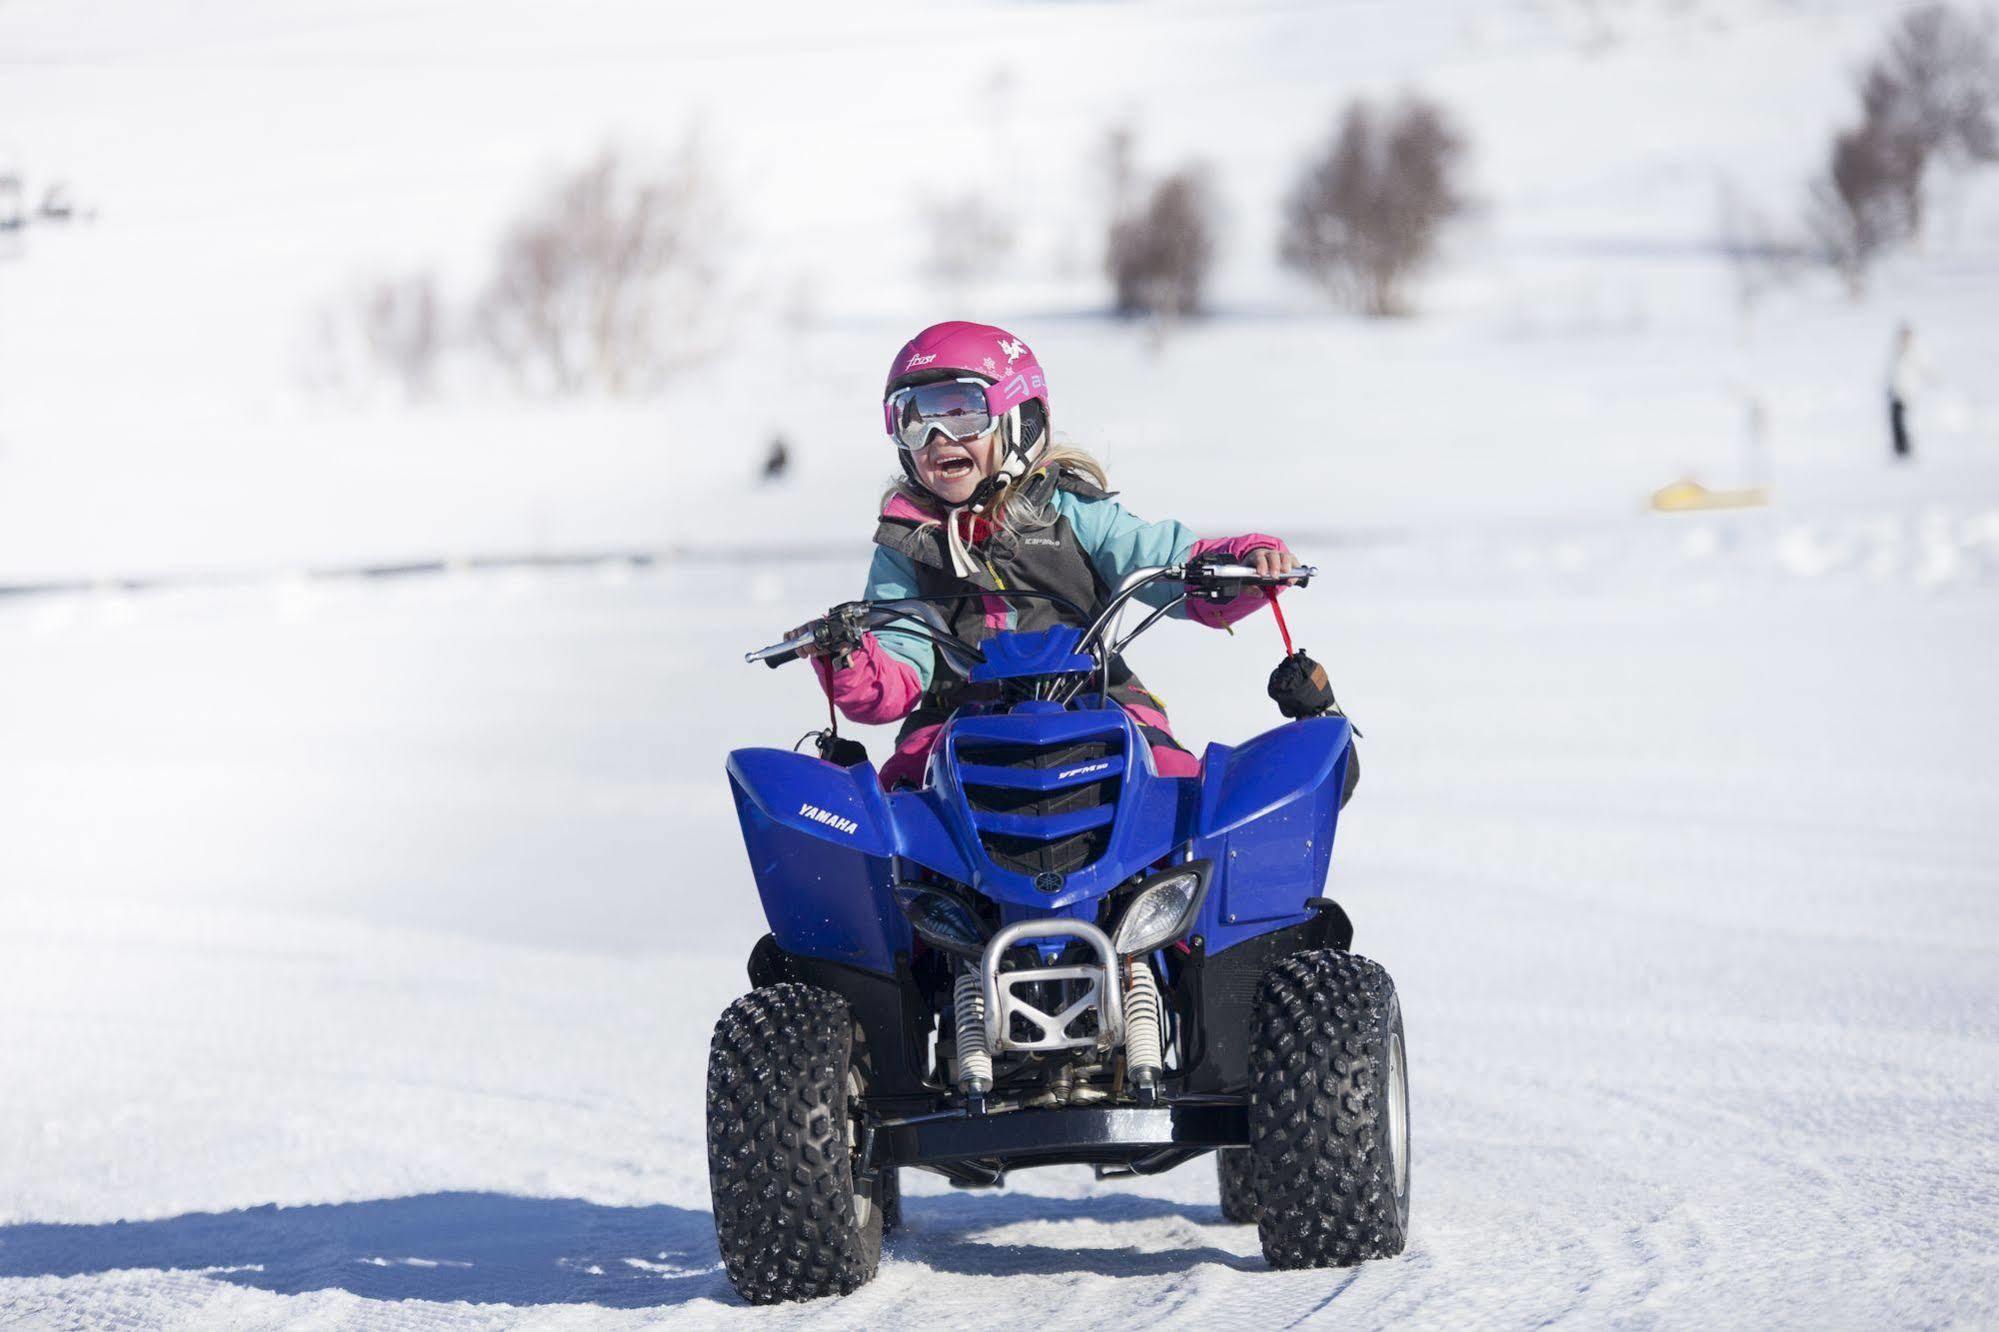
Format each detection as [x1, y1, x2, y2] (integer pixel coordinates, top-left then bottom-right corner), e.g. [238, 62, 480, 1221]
[1106, 166, 1218, 318]
[473, 141, 722, 397]
[921, 192, 1016, 288]
[1863, 3, 1999, 175]
[1099, 124, 1138, 223]
[1805, 3, 1999, 291]
[359, 271, 443, 402]
[300, 269, 443, 404]
[1716, 179, 1808, 318]
[1279, 96, 1469, 317]
[1806, 118, 1926, 292]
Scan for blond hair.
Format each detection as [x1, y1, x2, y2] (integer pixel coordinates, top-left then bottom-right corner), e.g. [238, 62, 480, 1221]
[884, 440, 1109, 537]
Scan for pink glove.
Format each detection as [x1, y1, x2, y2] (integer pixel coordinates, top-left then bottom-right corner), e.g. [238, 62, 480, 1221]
[812, 633, 924, 725]
[1185, 534, 1290, 628]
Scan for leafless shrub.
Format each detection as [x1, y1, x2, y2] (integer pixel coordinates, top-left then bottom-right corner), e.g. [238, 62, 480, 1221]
[1715, 180, 1808, 317]
[1805, 3, 1999, 292]
[1806, 119, 1926, 292]
[1106, 165, 1218, 318]
[921, 192, 1015, 287]
[472, 142, 722, 397]
[1279, 95, 1469, 317]
[300, 269, 444, 403]
[1099, 125, 1138, 223]
[360, 272, 443, 401]
[1864, 4, 1999, 171]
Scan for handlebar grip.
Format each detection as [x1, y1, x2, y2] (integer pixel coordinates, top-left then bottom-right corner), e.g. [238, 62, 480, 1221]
[745, 632, 816, 668]
[1187, 563, 1317, 585]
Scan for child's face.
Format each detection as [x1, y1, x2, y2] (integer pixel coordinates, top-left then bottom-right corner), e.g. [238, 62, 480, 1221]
[911, 427, 997, 505]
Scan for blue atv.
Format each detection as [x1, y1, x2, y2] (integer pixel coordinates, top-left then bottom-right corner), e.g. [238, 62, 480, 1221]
[706, 560, 1407, 1303]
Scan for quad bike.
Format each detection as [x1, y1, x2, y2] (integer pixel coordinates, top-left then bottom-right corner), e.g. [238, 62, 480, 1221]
[705, 560, 1408, 1303]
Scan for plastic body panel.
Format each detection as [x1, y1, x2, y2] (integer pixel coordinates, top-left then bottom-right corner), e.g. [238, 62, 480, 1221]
[726, 649, 1356, 972]
[927, 701, 1190, 910]
[1188, 716, 1354, 953]
[967, 624, 1095, 683]
[727, 749, 911, 975]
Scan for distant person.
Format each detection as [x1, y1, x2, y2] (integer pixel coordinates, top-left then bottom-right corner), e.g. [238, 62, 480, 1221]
[39, 183, 74, 221]
[760, 435, 790, 483]
[1886, 323, 1926, 462]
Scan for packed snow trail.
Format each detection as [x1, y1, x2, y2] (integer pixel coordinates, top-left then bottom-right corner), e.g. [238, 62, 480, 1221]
[4, 0, 1997, 1321]
[3, 534, 1996, 1328]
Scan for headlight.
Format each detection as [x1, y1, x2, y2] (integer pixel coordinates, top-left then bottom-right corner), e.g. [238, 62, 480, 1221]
[1111, 864, 1209, 955]
[894, 885, 990, 957]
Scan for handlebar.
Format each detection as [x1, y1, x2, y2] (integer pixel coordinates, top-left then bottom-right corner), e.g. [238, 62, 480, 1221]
[744, 562, 1315, 669]
[1188, 562, 1316, 584]
[744, 632, 817, 669]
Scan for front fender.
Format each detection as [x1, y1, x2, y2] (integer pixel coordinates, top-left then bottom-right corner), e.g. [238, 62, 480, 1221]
[1191, 717, 1353, 952]
[727, 748, 910, 974]
[1198, 716, 1351, 838]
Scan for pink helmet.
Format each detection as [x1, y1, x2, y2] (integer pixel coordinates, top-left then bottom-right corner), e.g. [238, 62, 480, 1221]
[884, 322, 1051, 489]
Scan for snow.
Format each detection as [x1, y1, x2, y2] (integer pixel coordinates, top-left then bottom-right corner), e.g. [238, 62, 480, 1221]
[6, 540, 1997, 1327]
[3, 0, 1999, 1325]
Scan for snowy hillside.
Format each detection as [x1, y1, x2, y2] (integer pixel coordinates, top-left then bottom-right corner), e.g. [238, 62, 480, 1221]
[2, 0, 1995, 581]
[3, 0, 1998, 1326]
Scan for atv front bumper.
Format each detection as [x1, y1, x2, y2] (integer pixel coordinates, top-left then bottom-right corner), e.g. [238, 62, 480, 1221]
[878, 1098, 1247, 1181]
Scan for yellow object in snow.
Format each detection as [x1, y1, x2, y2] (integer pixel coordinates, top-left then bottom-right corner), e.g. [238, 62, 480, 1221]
[1649, 478, 1770, 512]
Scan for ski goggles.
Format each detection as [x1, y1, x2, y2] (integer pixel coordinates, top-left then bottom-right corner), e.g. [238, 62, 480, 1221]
[884, 377, 998, 452]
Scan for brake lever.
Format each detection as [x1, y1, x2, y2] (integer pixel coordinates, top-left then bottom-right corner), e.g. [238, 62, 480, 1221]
[1182, 561, 1317, 600]
[814, 603, 867, 658]
[745, 603, 868, 668]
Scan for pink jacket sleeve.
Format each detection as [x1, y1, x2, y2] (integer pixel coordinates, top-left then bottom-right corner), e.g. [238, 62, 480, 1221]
[1185, 533, 1290, 628]
[812, 632, 925, 725]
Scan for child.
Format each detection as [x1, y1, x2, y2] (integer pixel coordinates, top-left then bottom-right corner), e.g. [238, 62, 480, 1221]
[803, 320, 1295, 789]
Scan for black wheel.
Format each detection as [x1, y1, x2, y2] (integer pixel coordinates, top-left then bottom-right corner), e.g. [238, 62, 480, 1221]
[1247, 950, 1410, 1269]
[1217, 1148, 1259, 1223]
[705, 984, 884, 1303]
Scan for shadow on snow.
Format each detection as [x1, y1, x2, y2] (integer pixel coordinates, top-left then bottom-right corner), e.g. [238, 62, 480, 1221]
[0, 1188, 1256, 1308]
[0, 1192, 727, 1309]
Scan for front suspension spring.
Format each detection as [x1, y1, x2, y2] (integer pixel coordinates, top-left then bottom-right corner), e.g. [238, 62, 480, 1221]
[1124, 960, 1164, 1090]
[953, 969, 994, 1095]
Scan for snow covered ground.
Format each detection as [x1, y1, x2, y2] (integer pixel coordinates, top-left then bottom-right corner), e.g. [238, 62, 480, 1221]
[3, 0, 1999, 1325]
[4, 528, 1998, 1328]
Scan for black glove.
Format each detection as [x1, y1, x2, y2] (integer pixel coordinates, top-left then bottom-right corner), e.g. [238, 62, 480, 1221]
[1267, 650, 1342, 720]
[815, 732, 870, 768]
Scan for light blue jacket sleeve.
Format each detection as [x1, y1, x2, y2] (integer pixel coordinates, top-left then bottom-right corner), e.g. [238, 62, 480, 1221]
[1050, 489, 1200, 613]
[862, 546, 936, 692]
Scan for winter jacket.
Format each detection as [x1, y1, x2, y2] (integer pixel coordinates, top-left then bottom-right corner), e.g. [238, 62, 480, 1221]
[814, 464, 1286, 784]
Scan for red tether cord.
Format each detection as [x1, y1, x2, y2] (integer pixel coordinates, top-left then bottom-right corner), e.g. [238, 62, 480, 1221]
[1263, 586, 1294, 656]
